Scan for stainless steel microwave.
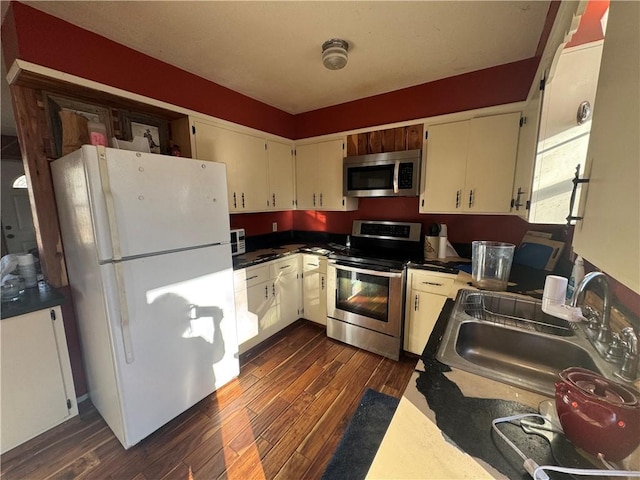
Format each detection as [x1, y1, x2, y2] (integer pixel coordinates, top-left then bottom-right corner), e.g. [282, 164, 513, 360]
[343, 149, 421, 197]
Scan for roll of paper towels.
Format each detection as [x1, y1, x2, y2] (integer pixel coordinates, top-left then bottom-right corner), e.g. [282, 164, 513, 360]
[438, 237, 448, 259]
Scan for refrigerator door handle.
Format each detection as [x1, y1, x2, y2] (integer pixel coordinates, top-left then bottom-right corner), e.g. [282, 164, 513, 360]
[115, 262, 135, 363]
[188, 304, 223, 321]
[97, 146, 123, 261]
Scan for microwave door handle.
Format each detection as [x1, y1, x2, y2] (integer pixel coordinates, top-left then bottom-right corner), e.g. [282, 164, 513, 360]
[393, 160, 400, 194]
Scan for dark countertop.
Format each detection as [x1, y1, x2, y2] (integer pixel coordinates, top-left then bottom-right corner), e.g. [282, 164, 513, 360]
[1, 281, 65, 319]
[232, 244, 332, 270]
[393, 300, 606, 479]
[232, 238, 548, 296]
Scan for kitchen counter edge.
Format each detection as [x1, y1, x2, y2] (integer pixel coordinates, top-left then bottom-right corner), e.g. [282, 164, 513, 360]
[1, 282, 65, 319]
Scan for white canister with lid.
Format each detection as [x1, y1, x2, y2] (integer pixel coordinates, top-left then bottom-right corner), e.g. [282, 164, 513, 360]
[18, 253, 38, 288]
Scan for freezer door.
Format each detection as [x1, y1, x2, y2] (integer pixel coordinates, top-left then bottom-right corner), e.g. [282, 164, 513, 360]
[101, 244, 238, 448]
[84, 146, 231, 261]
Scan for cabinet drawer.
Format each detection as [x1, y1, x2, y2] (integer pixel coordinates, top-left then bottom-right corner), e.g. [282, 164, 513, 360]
[302, 254, 326, 274]
[270, 255, 299, 278]
[410, 271, 455, 296]
[243, 265, 269, 288]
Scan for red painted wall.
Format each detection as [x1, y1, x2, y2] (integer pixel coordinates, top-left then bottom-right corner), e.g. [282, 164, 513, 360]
[3, 2, 543, 140]
[292, 198, 568, 246]
[230, 211, 293, 237]
[566, 0, 609, 48]
[2, 2, 296, 139]
[294, 59, 539, 139]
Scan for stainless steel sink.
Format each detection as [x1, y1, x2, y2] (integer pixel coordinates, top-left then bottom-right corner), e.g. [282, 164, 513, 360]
[437, 289, 619, 397]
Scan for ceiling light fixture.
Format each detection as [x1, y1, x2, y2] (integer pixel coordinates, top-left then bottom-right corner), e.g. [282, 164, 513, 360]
[322, 39, 349, 70]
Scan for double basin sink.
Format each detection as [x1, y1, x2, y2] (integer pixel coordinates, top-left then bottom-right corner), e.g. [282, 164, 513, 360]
[437, 289, 619, 397]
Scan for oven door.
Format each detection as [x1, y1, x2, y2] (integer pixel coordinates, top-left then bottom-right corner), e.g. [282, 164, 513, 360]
[327, 261, 404, 337]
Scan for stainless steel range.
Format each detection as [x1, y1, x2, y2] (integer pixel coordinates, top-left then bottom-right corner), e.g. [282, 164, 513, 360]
[326, 220, 423, 360]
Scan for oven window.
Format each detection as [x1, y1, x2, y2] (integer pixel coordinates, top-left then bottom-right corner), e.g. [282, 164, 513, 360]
[347, 165, 394, 191]
[335, 269, 389, 322]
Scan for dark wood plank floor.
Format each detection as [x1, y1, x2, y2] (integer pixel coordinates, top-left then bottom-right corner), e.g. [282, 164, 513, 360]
[1, 321, 417, 480]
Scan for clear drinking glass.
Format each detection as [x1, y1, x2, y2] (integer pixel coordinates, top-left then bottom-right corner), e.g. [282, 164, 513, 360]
[471, 241, 515, 291]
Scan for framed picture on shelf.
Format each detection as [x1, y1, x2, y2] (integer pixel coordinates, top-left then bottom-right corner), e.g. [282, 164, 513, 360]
[43, 93, 113, 158]
[120, 111, 169, 155]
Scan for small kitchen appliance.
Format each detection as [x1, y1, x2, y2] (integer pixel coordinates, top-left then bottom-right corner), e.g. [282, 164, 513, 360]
[326, 220, 422, 360]
[230, 228, 246, 256]
[555, 367, 640, 461]
[343, 150, 421, 197]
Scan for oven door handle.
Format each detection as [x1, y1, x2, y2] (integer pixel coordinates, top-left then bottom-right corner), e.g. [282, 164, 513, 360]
[393, 160, 400, 194]
[328, 260, 403, 278]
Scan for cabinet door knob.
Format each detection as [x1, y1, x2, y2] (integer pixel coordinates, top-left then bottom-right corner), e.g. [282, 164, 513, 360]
[414, 294, 419, 311]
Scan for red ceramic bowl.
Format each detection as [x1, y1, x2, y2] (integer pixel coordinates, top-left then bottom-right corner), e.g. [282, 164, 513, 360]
[555, 367, 640, 461]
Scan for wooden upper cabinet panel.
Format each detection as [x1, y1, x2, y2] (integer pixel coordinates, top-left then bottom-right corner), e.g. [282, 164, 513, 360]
[406, 125, 423, 150]
[393, 128, 406, 151]
[368, 130, 383, 153]
[346, 124, 424, 156]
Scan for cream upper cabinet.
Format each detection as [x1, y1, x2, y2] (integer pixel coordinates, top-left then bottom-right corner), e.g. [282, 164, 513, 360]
[235, 133, 269, 212]
[421, 112, 520, 214]
[192, 120, 239, 211]
[193, 120, 294, 213]
[266, 140, 295, 211]
[510, 95, 542, 218]
[294, 143, 318, 210]
[572, 1, 639, 294]
[420, 120, 469, 212]
[295, 138, 358, 211]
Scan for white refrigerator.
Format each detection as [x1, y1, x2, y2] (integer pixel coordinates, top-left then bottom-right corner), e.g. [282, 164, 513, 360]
[52, 145, 239, 449]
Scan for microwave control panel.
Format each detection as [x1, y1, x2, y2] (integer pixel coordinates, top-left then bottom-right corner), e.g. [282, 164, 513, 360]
[398, 163, 414, 189]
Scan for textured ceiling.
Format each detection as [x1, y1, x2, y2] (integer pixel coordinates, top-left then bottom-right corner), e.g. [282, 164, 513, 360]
[21, 1, 551, 114]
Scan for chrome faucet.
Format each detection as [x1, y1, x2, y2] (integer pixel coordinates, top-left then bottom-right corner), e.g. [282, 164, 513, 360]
[570, 271, 613, 345]
[616, 327, 639, 381]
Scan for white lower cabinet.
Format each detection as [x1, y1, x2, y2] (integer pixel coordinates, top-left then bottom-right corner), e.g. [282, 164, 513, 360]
[302, 254, 327, 325]
[234, 255, 302, 353]
[404, 269, 456, 355]
[1, 306, 78, 454]
[271, 256, 302, 327]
